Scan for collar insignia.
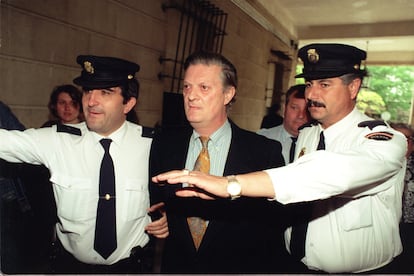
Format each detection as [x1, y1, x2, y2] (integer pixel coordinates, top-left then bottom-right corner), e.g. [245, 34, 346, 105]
[298, 147, 306, 158]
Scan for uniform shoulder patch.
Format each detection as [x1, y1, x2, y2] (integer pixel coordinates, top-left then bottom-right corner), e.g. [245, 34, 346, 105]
[56, 123, 81, 136]
[358, 120, 386, 130]
[142, 126, 155, 138]
[365, 131, 394, 141]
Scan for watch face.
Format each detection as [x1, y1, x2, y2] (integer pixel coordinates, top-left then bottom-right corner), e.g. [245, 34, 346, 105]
[228, 182, 241, 196]
[227, 176, 241, 200]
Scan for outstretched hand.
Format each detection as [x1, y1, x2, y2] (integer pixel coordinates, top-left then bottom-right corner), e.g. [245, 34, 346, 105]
[152, 170, 229, 200]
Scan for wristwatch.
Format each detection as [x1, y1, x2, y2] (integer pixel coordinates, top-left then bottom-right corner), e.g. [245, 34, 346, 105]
[226, 175, 241, 200]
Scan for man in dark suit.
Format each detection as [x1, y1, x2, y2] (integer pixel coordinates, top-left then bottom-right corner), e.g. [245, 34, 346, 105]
[150, 51, 287, 273]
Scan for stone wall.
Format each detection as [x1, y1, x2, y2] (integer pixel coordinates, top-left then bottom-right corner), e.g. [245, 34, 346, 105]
[0, 0, 297, 131]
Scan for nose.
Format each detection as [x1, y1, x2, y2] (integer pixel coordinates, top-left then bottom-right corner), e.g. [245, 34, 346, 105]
[305, 85, 318, 100]
[185, 87, 196, 101]
[85, 90, 99, 106]
[64, 102, 72, 110]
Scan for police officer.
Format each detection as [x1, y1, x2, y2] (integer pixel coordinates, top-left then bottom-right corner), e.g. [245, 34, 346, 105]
[0, 55, 167, 273]
[152, 44, 407, 273]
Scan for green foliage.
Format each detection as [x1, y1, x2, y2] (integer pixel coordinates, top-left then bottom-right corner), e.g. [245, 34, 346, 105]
[356, 89, 386, 118]
[295, 65, 305, 84]
[364, 66, 414, 122]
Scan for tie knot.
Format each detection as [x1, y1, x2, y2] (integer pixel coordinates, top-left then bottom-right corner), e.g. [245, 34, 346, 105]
[291, 136, 297, 143]
[100, 138, 112, 152]
[199, 136, 209, 149]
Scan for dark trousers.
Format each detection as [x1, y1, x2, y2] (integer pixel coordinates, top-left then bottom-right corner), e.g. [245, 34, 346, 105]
[366, 222, 414, 274]
[49, 239, 155, 274]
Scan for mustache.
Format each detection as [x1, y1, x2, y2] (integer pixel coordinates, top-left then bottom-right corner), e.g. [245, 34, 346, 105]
[307, 99, 326, 108]
[86, 107, 103, 114]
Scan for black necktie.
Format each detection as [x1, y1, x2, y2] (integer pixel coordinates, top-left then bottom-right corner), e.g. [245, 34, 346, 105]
[317, 131, 325, 150]
[94, 138, 117, 259]
[290, 131, 325, 260]
[289, 137, 297, 163]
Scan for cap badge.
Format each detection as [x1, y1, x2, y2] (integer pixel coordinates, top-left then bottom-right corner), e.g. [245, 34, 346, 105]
[127, 74, 133, 80]
[307, 49, 319, 63]
[354, 64, 360, 70]
[84, 61, 94, 74]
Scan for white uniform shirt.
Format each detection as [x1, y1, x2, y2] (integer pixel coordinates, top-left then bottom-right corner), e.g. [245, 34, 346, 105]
[265, 108, 407, 273]
[257, 124, 292, 164]
[0, 121, 152, 265]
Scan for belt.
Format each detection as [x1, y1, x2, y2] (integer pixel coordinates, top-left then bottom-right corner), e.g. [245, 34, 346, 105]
[49, 239, 155, 274]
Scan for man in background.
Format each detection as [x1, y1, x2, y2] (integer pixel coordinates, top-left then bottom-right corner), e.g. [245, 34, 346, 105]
[258, 84, 311, 164]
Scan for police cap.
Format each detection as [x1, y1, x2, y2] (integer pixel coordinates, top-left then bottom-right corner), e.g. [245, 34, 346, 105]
[295, 43, 367, 80]
[73, 55, 140, 89]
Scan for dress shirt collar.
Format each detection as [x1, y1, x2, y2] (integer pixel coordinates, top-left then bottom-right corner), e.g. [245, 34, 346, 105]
[191, 119, 231, 151]
[91, 121, 128, 146]
[189, 119, 231, 176]
[281, 125, 295, 141]
[321, 107, 368, 147]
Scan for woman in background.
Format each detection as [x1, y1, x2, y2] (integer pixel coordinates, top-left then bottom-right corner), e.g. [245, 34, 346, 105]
[42, 84, 83, 127]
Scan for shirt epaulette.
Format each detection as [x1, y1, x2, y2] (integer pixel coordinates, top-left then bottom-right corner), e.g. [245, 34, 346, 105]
[298, 120, 319, 130]
[358, 120, 386, 130]
[56, 123, 81, 136]
[142, 126, 155, 138]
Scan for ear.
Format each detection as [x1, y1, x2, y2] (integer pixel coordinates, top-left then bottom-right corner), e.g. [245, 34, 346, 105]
[124, 97, 137, 114]
[349, 78, 361, 100]
[224, 86, 236, 105]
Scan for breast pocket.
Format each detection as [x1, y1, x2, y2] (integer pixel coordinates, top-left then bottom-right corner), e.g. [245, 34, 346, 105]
[51, 174, 96, 222]
[336, 197, 372, 231]
[119, 178, 150, 222]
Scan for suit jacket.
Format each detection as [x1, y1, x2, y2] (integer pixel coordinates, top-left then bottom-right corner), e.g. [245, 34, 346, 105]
[150, 121, 287, 273]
